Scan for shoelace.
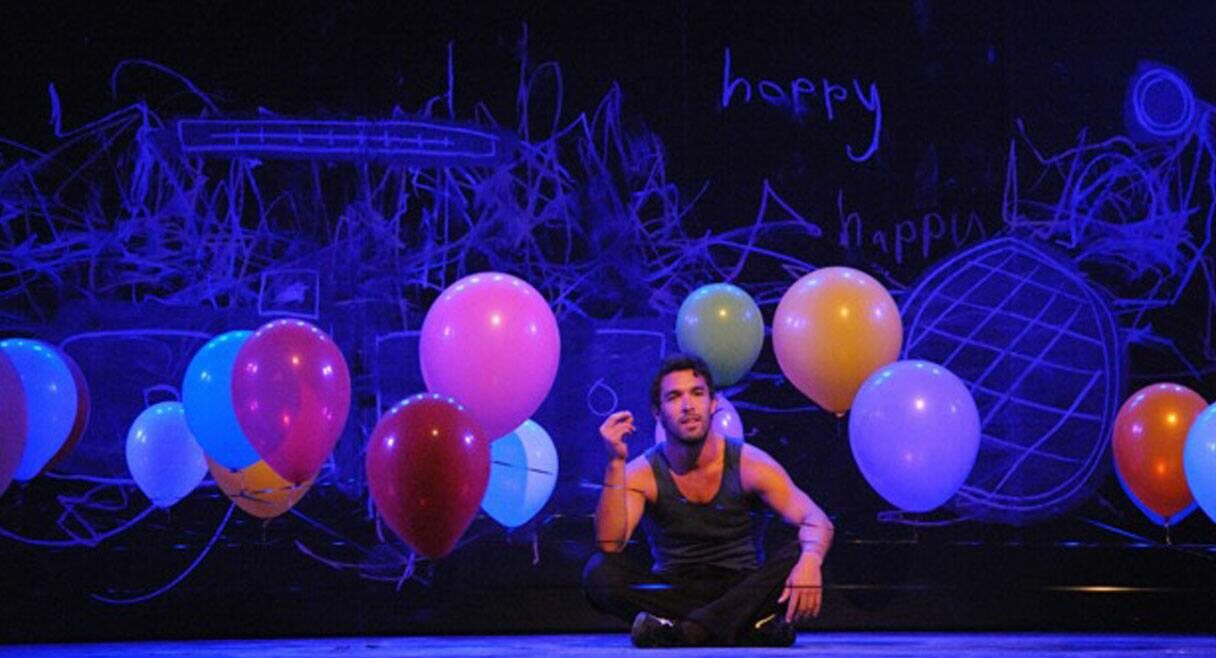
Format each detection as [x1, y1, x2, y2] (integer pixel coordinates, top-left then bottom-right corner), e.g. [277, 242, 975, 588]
[752, 612, 778, 629]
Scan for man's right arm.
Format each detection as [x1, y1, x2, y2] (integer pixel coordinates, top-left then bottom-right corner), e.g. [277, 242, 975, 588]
[593, 411, 649, 553]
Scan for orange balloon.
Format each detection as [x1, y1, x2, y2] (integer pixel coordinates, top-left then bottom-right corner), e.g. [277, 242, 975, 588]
[207, 456, 313, 519]
[773, 267, 902, 415]
[1112, 383, 1206, 521]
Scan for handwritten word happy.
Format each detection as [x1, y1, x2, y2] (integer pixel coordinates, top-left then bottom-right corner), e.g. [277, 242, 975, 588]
[837, 190, 988, 265]
[721, 47, 882, 163]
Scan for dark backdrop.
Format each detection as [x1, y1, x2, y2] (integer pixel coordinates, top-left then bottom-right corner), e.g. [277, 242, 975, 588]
[2, 0, 1215, 642]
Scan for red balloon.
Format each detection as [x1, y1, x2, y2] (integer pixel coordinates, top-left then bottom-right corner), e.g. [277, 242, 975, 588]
[232, 320, 351, 484]
[366, 394, 490, 559]
[39, 347, 90, 475]
[1112, 382, 1206, 522]
[0, 351, 26, 496]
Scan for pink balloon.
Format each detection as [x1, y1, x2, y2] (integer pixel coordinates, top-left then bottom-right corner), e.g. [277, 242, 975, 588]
[0, 351, 26, 496]
[232, 320, 351, 484]
[655, 392, 744, 444]
[420, 273, 560, 440]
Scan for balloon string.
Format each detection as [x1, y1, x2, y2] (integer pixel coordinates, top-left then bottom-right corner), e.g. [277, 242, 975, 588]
[90, 502, 234, 605]
[290, 508, 371, 552]
[0, 504, 155, 548]
[43, 472, 137, 486]
[490, 459, 556, 476]
[1077, 515, 1216, 563]
[396, 552, 416, 591]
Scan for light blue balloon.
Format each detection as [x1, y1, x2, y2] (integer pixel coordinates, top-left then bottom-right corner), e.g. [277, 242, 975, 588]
[126, 402, 207, 508]
[1184, 403, 1216, 524]
[182, 330, 259, 470]
[481, 420, 559, 528]
[849, 360, 981, 512]
[0, 339, 78, 481]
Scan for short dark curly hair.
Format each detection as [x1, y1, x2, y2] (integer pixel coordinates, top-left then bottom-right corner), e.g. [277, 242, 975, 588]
[649, 353, 716, 410]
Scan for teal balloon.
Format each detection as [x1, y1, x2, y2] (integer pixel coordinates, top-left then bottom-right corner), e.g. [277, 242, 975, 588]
[481, 420, 558, 528]
[126, 402, 207, 508]
[676, 283, 764, 386]
[0, 339, 77, 481]
[1184, 403, 1216, 523]
[182, 330, 259, 470]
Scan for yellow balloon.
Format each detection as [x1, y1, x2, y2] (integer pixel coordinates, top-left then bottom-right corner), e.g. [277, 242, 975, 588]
[773, 267, 902, 415]
[207, 456, 313, 520]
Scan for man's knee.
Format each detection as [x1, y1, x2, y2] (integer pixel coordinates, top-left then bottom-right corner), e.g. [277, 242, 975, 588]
[582, 551, 629, 593]
[582, 551, 636, 614]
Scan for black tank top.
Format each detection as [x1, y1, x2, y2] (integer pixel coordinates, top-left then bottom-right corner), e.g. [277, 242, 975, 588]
[641, 438, 760, 574]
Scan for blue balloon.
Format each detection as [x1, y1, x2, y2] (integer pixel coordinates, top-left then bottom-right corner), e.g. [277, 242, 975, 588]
[481, 420, 558, 528]
[182, 330, 259, 469]
[1184, 403, 1216, 524]
[126, 402, 207, 508]
[849, 360, 981, 512]
[0, 339, 78, 481]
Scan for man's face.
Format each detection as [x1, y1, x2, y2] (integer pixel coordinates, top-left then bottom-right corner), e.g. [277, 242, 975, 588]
[655, 369, 717, 444]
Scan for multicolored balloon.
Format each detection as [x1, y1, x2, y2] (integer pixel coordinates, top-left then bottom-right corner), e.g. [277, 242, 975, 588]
[849, 360, 980, 512]
[0, 339, 79, 481]
[773, 267, 901, 415]
[182, 330, 260, 470]
[37, 346, 90, 475]
[0, 351, 27, 496]
[676, 283, 764, 386]
[420, 272, 560, 441]
[232, 320, 351, 484]
[481, 420, 559, 528]
[366, 394, 490, 559]
[1113, 383, 1205, 524]
[207, 456, 313, 520]
[126, 402, 208, 508]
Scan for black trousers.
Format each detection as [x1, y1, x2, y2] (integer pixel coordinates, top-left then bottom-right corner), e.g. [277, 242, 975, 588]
[582, 540, 801, 645]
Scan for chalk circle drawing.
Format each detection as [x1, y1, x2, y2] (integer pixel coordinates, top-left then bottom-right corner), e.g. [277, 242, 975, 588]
[901, 237, 1123, 525]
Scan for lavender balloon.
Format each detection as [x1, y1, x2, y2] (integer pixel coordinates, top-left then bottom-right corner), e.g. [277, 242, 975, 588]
[848, 360, 980, 512]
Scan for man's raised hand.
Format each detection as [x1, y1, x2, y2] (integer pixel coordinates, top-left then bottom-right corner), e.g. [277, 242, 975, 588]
[599, 411, 635, 461]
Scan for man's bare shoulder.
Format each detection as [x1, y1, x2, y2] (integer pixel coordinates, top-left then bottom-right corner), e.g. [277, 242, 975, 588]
[739, 443, 789, 491]
[740, 442, 781, 468]
[625, 451, 657, 500]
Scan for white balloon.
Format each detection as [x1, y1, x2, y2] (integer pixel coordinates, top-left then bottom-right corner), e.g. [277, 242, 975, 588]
[126, 402, 207, 508]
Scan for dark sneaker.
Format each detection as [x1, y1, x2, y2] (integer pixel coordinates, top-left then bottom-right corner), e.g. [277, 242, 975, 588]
[631, 611, 685, 648]
[744, 612, 796, 647]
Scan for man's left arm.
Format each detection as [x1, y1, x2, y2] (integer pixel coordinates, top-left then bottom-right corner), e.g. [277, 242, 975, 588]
[741, 445, 835, 623]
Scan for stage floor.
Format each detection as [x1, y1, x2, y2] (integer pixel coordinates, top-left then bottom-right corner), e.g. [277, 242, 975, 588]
[2, 633, 1214, 657]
